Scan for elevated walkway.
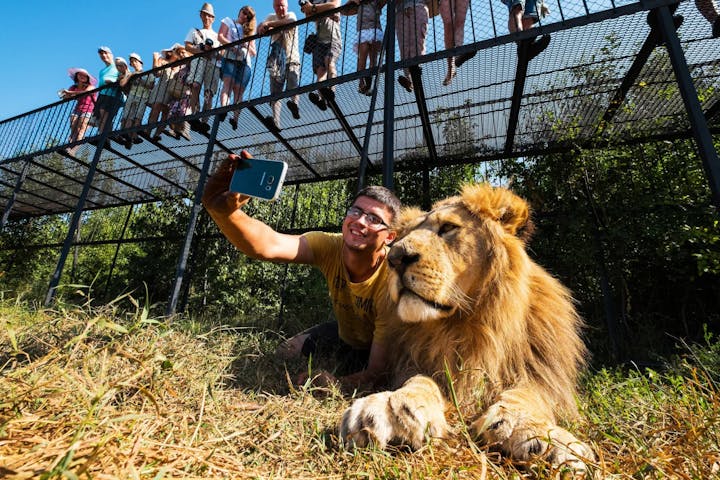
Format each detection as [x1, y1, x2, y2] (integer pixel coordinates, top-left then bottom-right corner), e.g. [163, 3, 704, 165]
[0, 0, 718, 309]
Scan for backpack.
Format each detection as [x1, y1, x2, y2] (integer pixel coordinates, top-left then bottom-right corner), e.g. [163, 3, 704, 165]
[266, 40, 287, 82]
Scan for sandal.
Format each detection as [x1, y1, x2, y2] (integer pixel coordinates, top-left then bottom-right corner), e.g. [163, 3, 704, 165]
[398, 75, 413, 93]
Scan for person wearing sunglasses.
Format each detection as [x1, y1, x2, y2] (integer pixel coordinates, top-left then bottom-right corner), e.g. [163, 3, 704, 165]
[202, 151, 401, 392]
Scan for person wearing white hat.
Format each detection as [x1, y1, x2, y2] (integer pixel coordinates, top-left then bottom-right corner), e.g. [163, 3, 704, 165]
[185, 2, 220, 133]
[60, 67, 98, 154]
[119, 54, 154, 149]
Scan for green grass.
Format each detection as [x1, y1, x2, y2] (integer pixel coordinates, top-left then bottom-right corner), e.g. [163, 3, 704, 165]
[0, 297, 718, 479]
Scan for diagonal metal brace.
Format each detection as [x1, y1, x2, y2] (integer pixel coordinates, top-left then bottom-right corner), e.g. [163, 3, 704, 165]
[408, 65, 438, 167]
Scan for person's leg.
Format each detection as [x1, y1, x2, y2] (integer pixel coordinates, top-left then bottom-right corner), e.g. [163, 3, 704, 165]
[286, 65, 301, 119]
[440, 0, 457, 84]
[357, 42, 370, 92]
[509, 4, 523, 33]
[269, 75, 283, 127]
[69, 114, 80, 144]
[76, 114, 90, 143]
[203, 60, 219, 112]
[276, 321, 340, 360]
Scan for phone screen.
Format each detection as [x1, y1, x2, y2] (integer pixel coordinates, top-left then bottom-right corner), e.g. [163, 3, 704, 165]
[229, 158, 288, 201]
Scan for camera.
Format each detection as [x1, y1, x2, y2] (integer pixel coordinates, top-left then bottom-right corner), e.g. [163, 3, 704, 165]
[199, 38, 214, 51]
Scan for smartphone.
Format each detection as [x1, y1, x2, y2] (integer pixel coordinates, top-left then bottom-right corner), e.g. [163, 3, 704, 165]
[229, 157, 288, 201]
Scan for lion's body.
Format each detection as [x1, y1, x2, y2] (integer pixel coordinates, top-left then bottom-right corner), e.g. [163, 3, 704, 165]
[341, 184, 595, 472]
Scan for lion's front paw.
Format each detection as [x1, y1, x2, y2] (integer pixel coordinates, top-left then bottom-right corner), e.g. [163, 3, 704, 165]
[340, 376, 448, 450]
[472, 403, 595, 475]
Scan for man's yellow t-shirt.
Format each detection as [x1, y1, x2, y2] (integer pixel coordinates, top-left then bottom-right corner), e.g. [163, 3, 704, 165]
[303, 231, 393, 350]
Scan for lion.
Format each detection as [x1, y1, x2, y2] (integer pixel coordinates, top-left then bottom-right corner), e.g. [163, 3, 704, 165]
[340, 183, 596, 473]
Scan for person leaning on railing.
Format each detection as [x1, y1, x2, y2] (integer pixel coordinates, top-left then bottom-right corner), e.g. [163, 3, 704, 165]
[258, 0, 302, 129]
[118, 53, 154, 149]
[59, 68, 97, 155]
[93, 46, 123, 133]
[184, 2, 221, 134]
[147, 44, 186, 141]
[301, 0, 342, 112]
[344, 0, 386, 95]
[217, 6, 257, 131]
[394, 0, 429, 93]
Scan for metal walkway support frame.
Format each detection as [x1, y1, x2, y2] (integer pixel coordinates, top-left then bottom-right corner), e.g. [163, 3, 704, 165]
[0, 159, 30, 230]
[166, 116, 221, 315]
[44, 116, 116, 306]
[657, 4, 720, 207]
[0, 0, 715, 311]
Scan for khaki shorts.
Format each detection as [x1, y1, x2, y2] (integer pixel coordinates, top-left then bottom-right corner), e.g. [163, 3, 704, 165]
[186, 56, 220, 94]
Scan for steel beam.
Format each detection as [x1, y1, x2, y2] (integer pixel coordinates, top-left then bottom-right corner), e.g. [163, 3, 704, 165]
[247, 105, 321, 178]
[408, 65, 438, 166]
[657, 5, 720, 207]
[0, 160, 30, 230]
[167, 116, 221, 315]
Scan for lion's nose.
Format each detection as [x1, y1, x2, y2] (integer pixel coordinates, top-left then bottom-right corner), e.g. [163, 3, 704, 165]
[388, 244, 420, 274]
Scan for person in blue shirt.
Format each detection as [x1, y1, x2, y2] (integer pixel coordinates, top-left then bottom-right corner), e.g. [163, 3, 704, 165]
[93, 46, 122, 133]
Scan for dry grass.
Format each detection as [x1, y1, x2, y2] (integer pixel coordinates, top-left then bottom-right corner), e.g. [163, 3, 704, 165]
[1, 297, 718, 479]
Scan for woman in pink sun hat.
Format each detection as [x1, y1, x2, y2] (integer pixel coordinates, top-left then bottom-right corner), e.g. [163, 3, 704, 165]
[59, 68, 98, 154]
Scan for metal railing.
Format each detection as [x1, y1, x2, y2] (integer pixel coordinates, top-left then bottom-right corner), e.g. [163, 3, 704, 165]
[0, 0, 642, 163]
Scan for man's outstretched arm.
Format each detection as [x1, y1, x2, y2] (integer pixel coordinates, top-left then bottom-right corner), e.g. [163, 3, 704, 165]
[201, 151, 314, 264]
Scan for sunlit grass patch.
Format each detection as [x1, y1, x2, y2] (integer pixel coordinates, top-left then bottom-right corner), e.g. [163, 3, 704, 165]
[1, 298, 718, 479]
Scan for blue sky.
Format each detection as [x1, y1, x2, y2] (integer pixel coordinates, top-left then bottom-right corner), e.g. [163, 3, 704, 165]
[0, 1, 275, 121]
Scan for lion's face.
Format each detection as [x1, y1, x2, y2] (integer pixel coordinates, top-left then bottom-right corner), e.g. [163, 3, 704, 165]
[387, 184, 531, 323]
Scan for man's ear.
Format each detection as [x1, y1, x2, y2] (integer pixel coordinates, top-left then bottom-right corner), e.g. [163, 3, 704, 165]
[384, 230, 397, 245]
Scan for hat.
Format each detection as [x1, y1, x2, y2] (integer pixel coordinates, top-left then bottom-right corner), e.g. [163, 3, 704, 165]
[67, 67, 98, 86]
[115, 57, 128, 67]
[161, 43, 185, 55]
[98, 46, 112, 54]
[200, 2, 215, 16]
[129, 52, 143, 64]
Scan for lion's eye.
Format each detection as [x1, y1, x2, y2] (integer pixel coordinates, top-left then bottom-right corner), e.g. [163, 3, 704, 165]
[438, 223, 459, 236]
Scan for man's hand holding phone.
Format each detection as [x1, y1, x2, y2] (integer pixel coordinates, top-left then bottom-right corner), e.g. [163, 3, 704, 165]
[201, 151, 252, 217]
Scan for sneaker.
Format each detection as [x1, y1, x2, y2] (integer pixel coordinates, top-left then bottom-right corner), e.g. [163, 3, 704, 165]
[229, 117, 238, 130]
[180, 130, 192, 141]
[714, 17, 720, 38]
[320, 87, 335, 102]
[454, 51, 476, 68]
[132, 136, 143, 144]
[287, 100, 300, 119]
[358, 77, 370, 94]
[264, 115, 281, 132]
[398, 75, 413, 92]
[526, 34, 551, 61]
[124, 136, 133, 150]
[218, 112, 227, 122]
[308, 92, 327, 111]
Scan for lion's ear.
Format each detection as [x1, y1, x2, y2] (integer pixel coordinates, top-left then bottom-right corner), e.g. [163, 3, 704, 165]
[460, 184, 532, 238]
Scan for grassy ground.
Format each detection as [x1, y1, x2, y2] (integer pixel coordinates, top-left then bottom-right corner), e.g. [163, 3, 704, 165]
[1, 297, 718, 479]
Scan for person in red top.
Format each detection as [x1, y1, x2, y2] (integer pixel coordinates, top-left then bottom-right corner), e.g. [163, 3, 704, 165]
[60, 68, 97, 155]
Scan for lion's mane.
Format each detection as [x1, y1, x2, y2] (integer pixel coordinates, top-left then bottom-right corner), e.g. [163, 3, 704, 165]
[387, 184, 587, 419]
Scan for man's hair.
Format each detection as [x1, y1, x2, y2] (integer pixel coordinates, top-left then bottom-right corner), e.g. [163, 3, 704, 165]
[352, 186, 401, 222]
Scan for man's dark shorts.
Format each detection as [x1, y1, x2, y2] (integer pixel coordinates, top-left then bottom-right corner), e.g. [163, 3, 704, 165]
[300, 321, 370, 375]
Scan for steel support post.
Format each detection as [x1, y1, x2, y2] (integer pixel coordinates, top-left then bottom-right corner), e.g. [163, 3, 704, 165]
[382, 0, 397, 190]
[44, 122, 114, 306]
[0, 159, 30, 231]
[657, 5, 720, 208]
[166, 116, 221, 315]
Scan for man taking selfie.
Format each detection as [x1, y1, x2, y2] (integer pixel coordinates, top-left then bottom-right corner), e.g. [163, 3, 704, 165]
[202, 151, 401, 392]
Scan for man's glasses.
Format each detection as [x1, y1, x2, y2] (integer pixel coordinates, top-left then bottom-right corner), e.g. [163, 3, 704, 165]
[346, 206, 388, 229]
